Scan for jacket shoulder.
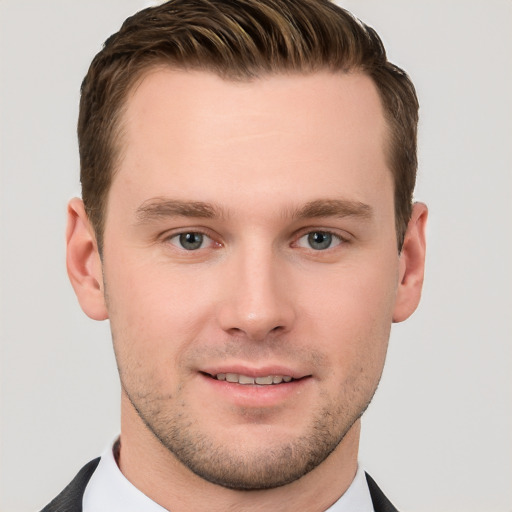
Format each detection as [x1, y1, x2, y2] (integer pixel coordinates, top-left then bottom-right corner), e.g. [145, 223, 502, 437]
[40, 458, 100, 512]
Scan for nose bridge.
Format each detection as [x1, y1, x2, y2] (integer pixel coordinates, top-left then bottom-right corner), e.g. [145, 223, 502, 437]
[217, 239, 295, 340]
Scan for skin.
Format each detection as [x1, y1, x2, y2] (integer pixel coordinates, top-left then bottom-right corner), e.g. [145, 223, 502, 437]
[67, 69, 427, 512]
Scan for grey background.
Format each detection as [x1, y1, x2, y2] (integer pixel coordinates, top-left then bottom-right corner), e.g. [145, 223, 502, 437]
[1, 1, 511, 511]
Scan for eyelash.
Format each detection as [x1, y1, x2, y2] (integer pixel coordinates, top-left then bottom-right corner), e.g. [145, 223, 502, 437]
[165, 230, 220, 251]
[293, 229, 349, 251]
[163, 228, 349, 252]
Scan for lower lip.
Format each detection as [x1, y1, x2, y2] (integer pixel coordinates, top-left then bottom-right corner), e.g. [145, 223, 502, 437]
[199, 373, 310, 408]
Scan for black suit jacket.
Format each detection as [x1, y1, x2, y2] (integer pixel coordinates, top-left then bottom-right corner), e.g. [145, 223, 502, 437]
[40, 458, 398, 512]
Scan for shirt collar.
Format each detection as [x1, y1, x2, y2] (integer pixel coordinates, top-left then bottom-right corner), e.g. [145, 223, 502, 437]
[324, 464, 375, 512]
[82, 438, 167, 512]
[83, 437, 374, 512]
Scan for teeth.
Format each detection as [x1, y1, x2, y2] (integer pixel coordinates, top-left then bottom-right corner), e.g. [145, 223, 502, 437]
[215, 373, 294, 385]
[239, 375, 255, 385]
[255, 376, 273, 385]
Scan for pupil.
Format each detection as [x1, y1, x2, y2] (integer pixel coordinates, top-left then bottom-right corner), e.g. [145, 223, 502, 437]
[180, 232, 203, 250]
[308, 232, 332, 250]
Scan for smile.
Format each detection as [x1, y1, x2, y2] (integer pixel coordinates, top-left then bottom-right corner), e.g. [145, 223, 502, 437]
[199, 370, 312, 407]
[211, 373, 294, 385]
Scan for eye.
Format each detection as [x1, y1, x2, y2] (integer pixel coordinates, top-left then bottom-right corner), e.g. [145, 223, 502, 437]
[169, 232, 209, 250]
[296, 231, 343, 251]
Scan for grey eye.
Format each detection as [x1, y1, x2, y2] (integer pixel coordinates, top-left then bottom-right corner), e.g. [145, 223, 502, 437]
[177, 232, 204, 250]
[296, 231, 342, 251]
[307, 231, 333, 250]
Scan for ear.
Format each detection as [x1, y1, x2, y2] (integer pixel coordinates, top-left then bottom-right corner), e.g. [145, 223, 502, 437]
[66, 198, 108, 320]
[392, 202, 428, 323]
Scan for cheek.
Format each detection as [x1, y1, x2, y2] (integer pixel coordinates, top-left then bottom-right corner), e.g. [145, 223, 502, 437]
[103, 260, 204, 382]
[105, 252, 207, 327]
[302, 260, 397, 375]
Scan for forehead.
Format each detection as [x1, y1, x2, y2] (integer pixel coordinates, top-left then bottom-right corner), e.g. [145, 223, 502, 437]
[109, 68, 391, 220]
[122, 67, 387, 155]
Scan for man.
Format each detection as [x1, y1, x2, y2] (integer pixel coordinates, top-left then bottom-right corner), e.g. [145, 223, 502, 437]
[42, 0, 427, 510]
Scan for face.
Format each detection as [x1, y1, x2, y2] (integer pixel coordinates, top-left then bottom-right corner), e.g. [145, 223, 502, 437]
[84, 69, 414, 489]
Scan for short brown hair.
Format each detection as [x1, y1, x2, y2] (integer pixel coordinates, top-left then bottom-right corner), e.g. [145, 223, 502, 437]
[78, 0, 419, 253]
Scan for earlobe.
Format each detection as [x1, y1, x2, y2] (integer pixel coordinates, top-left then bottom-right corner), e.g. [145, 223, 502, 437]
[66, 198, 108, 321]
[392, 202, 428, 323]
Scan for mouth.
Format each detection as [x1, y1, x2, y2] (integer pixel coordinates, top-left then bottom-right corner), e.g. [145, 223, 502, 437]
[198, 369, 312, 408]
[203, 372, 297, 385]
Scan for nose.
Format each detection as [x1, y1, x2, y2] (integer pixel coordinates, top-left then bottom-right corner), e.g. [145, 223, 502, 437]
[216, 245, 296, 341]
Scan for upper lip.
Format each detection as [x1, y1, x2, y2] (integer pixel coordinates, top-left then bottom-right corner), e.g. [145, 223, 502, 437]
[200, 365, 310, 380]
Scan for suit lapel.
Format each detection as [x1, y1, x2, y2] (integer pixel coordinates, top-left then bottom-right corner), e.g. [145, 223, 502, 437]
[365, 473, 399, 512]
[40, 458, 100, 512]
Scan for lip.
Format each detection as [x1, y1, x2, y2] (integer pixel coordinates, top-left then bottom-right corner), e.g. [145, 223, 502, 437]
[197, 365, 312, 408]
[200, 364, 309, 380]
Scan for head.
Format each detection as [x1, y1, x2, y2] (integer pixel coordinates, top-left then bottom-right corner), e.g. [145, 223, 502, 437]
[78, 0, 418, 255]
[67, 0, 427, 498]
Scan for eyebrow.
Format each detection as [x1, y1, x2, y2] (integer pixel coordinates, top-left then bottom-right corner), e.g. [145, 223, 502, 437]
[134, 197, 373, 224]
[135, 198, 225, 223]
[291, 199, 373, 220]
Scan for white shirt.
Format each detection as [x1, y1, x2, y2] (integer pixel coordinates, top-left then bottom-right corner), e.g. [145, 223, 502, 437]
[83, 439, 375, 512]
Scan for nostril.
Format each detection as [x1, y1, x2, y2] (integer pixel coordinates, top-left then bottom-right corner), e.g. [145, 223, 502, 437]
[216, 294, 295, 341]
